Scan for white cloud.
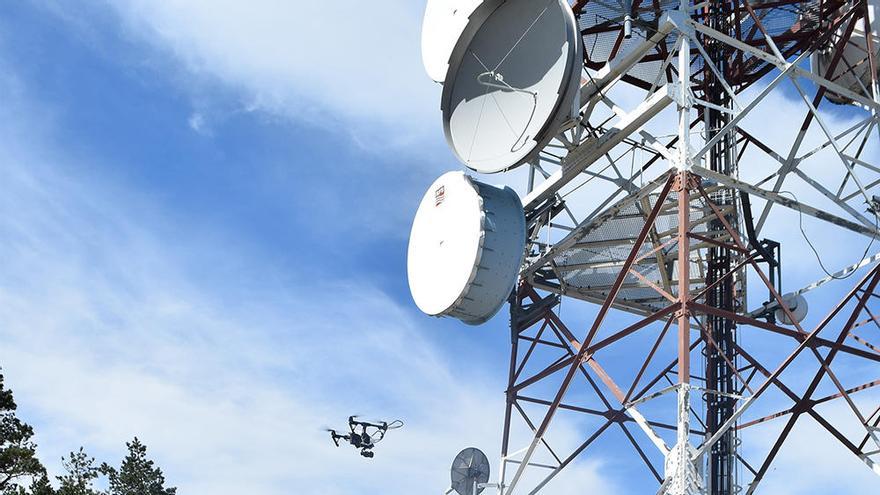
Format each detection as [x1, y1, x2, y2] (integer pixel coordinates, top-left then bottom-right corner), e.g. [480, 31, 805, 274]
[187, 112, 209, 135]
[99, 0, 446, 151]
[741, 398, 880, 494]
[0, 38, 622, 494]
[0, 147, 617, 493]
[0, 123, 499, 493]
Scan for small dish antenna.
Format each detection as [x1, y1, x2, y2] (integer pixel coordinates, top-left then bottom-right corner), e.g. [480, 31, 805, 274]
[441, 0, 582, 173]
[775, 293, 809, 326]
[449, 447, 490, 495]
[407, 171, 526, 325]
[421, 0, 484, 83]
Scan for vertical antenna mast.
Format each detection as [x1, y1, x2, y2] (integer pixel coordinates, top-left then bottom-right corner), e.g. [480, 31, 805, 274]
[703, 1, 739, 494]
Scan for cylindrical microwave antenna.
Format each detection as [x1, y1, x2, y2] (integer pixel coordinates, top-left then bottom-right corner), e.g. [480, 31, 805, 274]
[407, 171, 526, 325]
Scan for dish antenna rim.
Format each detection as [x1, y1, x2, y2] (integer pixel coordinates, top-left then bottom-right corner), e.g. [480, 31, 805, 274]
[421, 0, 485, 83]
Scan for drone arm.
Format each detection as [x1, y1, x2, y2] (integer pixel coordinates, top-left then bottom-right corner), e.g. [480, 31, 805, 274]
[328, 431, 351, 447]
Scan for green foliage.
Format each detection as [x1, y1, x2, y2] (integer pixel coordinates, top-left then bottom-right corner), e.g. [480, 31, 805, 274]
[2, 473, 54, 495]
[0, 373, 45, 492]
[0, 376, 176, 495]
[56, 449, 98, 495]
[26, 474, 54, 495]
[100, 438, 176, 495]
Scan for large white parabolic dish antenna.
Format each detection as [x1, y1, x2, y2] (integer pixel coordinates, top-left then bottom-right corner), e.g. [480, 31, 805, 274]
[422, 0, 484, 83]
[407, 171, 526, 325]
[441, 0, 582, 173]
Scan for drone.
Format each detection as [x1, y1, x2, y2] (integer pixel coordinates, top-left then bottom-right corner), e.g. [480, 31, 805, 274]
[326, 416, 403, 458]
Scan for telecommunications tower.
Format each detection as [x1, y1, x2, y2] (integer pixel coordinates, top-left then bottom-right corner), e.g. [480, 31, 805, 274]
[409, 0, 880, 493]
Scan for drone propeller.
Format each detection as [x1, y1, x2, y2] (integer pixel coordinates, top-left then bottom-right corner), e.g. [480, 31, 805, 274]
[350, 415, 383, 425]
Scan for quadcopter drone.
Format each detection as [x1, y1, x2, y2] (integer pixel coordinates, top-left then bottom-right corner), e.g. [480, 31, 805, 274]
[326, 416, 403, 458]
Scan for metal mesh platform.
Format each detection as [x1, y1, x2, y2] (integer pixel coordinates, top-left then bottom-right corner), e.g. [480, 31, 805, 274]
[577, 0, 837, 90]
[526, 177, 739, 314]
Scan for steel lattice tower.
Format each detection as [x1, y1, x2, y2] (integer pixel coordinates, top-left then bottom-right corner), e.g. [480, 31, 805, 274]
[413, 0, 880, 493]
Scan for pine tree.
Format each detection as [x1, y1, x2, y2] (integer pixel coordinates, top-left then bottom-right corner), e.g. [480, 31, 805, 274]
[55, 449, 98, 495]
[99, 439, 175, 495]
[26, 474, 54, 495]
[0, 373, 45, 492]
[1, 473, 55, 495]
[2, 474, 54, 495]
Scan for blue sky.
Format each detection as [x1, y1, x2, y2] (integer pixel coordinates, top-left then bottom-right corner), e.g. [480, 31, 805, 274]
[0, 1, 518, 493]
[0, 1, 878, 494]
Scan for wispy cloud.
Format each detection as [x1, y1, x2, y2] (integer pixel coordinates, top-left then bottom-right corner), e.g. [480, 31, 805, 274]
[741, 398, 880, 494]
[0, 49, 495, 495]
[98, 0, 446, 153]
[0, 37, 623, 493]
